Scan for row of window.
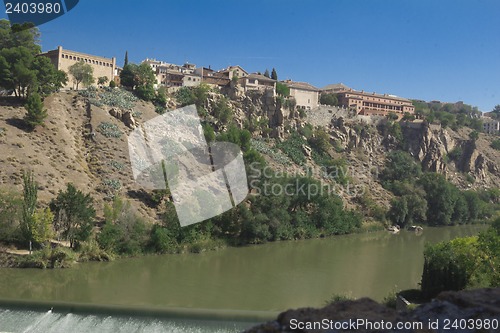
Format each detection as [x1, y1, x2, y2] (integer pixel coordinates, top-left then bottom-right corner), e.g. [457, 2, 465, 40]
[61, 54, 113, 67]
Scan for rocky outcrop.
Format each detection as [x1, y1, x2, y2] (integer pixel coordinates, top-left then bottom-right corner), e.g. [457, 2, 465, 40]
[244, 288, 500, 333]
[109, 108, 137, 129]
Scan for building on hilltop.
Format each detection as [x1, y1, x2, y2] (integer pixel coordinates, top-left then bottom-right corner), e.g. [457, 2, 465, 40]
[482, 117, 500, 134]
[39, 46, 116, 89]
[283, 80, 320, 110]
[218, 65, 248, 80]
[336, 89, 415, 118]
[239, 73, 276, 95]
[321, 83, 351, 94]
[143, 59, 201, 91]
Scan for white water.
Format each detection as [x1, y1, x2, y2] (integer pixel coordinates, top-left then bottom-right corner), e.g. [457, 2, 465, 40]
[0, 309, 253, 333]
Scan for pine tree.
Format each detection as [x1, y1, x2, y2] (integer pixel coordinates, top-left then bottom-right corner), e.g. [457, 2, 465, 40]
[21, 170, 37, 253]
[124, 51, 129, 66]
[24, 92, 47, 129]
[271, 68, 278, 80]
[264, 69, 270, 78]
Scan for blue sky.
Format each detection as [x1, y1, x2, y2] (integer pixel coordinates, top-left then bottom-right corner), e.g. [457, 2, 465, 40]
[2, 0, 499, 112]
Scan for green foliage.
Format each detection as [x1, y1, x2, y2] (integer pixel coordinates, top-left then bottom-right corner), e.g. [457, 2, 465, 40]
[0, 190, 22, 243]
[320, 93, 338, 106]
[271, 68, 278, 80]
[50, 184, 96, 248]
[326, 293, 353, 304]
[0, 21, 65, 98]
[21, 170, 37, 247]
[109, 80, 116, 88]
[448, 147, 463, 161]
[176, 84, 210, 109]
[276, 132, 307, 165]
[31, 208, 54, 245]
[20, 246, 77, 269]
[212, 97, 233, 125]
[97, 76, 109, 86]
[202, 123, 216, 143]
[276, 82, 290, 97]
[24, 92, 47, 129]
[119, 63, 137, 88]
[381, 151, 422, 186]
[419, 173, 460, 226]
[263, 69, 270, 78]
[68, 61, 94, 90]
[251, 139, 292, 165]
[77, 239, 113, 262]
[469, 130, 479, 141]
[97, 122, 123, 138]
[98, 197, 149, 255]
[490, 139, 500, 150]
[308, 128, 331, 155]
[81, 87, 138, 109]
[421, 237, 481, 299]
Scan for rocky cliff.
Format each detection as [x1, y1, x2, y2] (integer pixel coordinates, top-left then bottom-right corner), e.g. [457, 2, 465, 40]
[243, 288, 500, 333]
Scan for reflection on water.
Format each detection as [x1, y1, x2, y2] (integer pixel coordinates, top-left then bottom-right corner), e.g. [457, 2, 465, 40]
[0, 308, 253, 333]
[0, 225, 486, 313]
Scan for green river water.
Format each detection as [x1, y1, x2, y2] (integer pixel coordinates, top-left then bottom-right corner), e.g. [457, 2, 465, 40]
[0, 224, 487, 332]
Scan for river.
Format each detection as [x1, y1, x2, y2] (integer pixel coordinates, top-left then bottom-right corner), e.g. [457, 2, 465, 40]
[0, 224, 486, 332]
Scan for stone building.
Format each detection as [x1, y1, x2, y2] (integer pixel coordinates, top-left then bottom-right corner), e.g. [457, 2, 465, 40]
[39, 46, 116, 89]
[336, 89, 415, 117]
[239, 73, 276, 94]
[482, 117, 500, 134]
[283, 80, 320, 110]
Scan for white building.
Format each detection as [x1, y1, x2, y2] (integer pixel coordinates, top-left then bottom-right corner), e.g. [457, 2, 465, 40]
[483, 117, 500, 134]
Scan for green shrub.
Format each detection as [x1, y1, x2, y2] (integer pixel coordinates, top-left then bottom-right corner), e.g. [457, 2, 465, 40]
[491, 139, 500, 150]
[97, 122, 123, 138]
[276, 132, 307, 165]
[20, 247, 77, 269]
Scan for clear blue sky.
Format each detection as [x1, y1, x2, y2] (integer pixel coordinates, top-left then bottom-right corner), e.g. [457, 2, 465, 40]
[2, 0, 499, 112]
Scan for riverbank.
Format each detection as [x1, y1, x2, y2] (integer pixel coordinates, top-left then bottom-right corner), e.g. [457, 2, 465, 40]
[0, 221, 485, 270]
[244, 287, 500, 332]
[0, 225, 487, 311]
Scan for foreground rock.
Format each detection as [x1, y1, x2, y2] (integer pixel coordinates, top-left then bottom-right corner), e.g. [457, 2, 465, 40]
[243, 288, 500, 332]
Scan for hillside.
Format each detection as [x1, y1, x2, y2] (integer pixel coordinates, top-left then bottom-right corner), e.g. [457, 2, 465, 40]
[0, 89, 499, 228]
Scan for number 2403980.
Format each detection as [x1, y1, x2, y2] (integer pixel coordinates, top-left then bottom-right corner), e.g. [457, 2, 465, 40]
[5, 2, 62, 14]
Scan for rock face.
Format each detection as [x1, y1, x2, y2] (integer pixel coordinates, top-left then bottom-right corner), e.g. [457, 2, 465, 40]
[109, 107, 136, 129]
[243, 288, 500, 333]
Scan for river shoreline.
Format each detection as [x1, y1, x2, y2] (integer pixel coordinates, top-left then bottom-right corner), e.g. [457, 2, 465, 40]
[0, 221, 488, 270]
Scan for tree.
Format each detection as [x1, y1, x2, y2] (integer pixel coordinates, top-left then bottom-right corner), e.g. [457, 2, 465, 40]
[124, 51, 129, 66]
[24, 92, 47, 129]
[264, 69, 270, 78]
[32, 208, 54, 245]
[381, 151, 422, 185]
[419, 173, 459, 226]
[50, 184, 96, 248]
[320, 93, 338, 106]
[68, 60, 94, 90]
[97, 76, 109, 86]
[31, 56, 67, 95]
[119, 63, 137, 88]
[271, 68, 278, 80]
[469, 130, 479, 142]
[276, 82, 290, 96]
[21, 170, 37, 253]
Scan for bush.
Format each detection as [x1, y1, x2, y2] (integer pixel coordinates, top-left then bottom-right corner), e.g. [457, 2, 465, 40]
[276, 132, 307, 165]
[421, 237, 480, 299]
[24, 92, 47, 129]
[98, 197, 149, 255]
[491, 139, 500, 150]
[20, 247, 77, 269]
[97, 122, 123, 138]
